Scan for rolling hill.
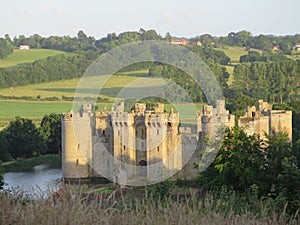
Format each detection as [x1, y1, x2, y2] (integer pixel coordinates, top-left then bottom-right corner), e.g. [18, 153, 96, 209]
[0, 49, 65, 68]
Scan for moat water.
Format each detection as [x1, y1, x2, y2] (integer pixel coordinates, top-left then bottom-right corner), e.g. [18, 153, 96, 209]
[3, 165, 62, 197]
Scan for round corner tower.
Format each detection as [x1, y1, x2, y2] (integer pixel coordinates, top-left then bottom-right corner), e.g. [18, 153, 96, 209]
[61, 111, 93, 180]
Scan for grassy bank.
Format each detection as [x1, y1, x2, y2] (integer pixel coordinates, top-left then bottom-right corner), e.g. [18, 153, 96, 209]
[3, 154, 61, 172]
[0, 186, 298, 225]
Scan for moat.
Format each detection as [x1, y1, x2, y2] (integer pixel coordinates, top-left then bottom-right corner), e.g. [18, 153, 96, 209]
[3, 165, 62, 196]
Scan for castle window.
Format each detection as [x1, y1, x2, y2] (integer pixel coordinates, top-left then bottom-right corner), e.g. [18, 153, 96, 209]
[78, 144, 80, 149]
[76, 159, 79, 165]
[157, 129, 159, 135]
[103, 130, 105, 136]
[157, 146, 160, 152]
[124, 145, 126, 151]
[252, 112, 256, 117]
[118, 130, 120, 136]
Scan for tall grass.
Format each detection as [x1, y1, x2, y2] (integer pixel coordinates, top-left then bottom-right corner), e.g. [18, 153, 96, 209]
[0, 186, 298, 225]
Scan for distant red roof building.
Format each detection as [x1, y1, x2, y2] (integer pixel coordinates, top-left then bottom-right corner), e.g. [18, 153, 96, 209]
[170, 39, 202, 46]
[272, 46, 280, 51]
[189, 41, 202, 46]
[171, 39, 189, 45]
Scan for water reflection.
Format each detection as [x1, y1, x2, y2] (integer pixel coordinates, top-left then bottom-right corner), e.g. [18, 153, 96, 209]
[3, 164, 62, 197]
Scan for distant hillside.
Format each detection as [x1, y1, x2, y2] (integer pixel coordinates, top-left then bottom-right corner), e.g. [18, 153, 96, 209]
[0, 49, 64, 68]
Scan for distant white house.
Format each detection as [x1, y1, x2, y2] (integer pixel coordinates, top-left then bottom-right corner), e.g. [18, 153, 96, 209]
[293, 43, 300, 51]
[19, 45, 30, 50]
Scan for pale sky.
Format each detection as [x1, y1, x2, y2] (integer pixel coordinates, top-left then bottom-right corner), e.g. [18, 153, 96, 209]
[1, 0, 299, 39]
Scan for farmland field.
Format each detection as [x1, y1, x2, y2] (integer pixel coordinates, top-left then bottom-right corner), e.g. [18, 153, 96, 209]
[225, 65, 235, 86]
[0, 69, 203, 128]
[215, 46, 248, 63]
[0, 100, 113, 129]
[0, 70, 150, 99]
[0, 49, 64, 68]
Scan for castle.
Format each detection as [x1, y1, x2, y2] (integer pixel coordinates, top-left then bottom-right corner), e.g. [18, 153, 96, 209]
[61, 100, 292, 184]
[238, 100, 292, 141]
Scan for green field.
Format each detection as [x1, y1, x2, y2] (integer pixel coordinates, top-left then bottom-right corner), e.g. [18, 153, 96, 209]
[0, 100, 114, 129]
[215, 46, 247, 63]
[225, 65, 235, 86]
[0, 68, 202, 128]
[0, 101, 73, 117]
[0, 70, 151, 99]
[215, 46, 262, 63]
[0, 49, 64, 68]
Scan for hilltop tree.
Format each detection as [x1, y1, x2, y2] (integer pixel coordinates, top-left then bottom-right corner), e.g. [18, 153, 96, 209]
[236, 30, 252, 47]
[5, 117, 46, 159]
[0, 38, 13, 59]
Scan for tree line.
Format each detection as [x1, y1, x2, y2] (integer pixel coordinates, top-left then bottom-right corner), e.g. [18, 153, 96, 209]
[229, 60, 300, 103]
[3, 29, 300, 56]
[4, 29, 163, 53]
[0, 114, 61, 162]
[192, 30, 300, 53]
[0, 53, 93, 88]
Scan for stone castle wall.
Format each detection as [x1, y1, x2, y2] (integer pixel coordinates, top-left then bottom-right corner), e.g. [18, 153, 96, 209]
[61, 100, 293, 182]
[238, 101, 292, 141]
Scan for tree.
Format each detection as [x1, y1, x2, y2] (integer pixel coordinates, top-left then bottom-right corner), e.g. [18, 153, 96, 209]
[0, 131, 11, 162]
[77, 30, 88, 40]
[6, 117, 46, 159]
[236, 30, 252, 47]
[248, 35, 272, 51]
[198, 127, 300, 201]
[227, 94, 257, 116]
[40, 114, 61, 154]
[0, 162, 3, 189]
[4, 34, 13, 45]
[0, 38, 13, 59]
[198, 127, 264, 192]
[199, 34, 215, 47]
[164, 32, 172, 41]
[239, 51, 262, 63]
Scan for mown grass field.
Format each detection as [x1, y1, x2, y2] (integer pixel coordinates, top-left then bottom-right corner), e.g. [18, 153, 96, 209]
[0, 101, 114, 129]
[0, 69, 177, 128]
[0, 49, 64, 68]
[0, 70, 150, 99]
[215, 46, 262, 63]
[216, 46, 248, 63]
[225, 65, 235, 86]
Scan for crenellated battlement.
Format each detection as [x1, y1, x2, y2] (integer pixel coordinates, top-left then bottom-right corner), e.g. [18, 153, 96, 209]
[61, 100, 292, 182]
[61, 111, 92, 121]
[238, 100, 292, 141]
